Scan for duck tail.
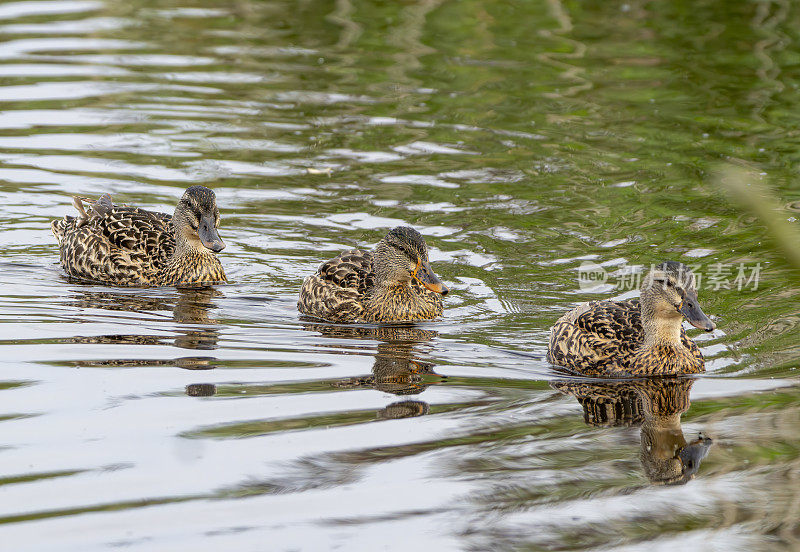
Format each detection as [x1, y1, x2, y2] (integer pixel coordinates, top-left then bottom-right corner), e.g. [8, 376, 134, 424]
[53, 193, 105, 242]
[92, 193, 113, 217]
[51, 218, 67, 244]
[71, 196, 91, 228]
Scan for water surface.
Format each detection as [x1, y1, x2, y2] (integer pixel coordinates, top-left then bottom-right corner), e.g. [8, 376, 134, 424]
[1, 1, 799, 550]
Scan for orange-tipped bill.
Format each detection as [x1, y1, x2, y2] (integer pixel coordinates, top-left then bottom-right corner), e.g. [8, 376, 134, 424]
[413, 259, 448, 296]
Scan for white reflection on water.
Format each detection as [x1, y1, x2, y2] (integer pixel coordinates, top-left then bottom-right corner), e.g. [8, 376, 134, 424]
[0, 82, 158, 102]
[0, 64, 130, 76]
[0, 37, 145, 58]
[0, 16, 128, 34]
[0, 0, 101, 20]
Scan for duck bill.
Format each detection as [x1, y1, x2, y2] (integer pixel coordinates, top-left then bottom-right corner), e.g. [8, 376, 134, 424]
[680, 290, 715, 331]
[677, 434, 713, 478]
[416, 260, 448, 296]
[198, 217, 225, 253]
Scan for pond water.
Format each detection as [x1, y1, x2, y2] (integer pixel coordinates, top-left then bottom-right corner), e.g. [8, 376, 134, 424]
[1, 0, 799, 550]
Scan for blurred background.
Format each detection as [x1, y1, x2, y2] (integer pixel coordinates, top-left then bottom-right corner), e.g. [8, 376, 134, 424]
[0, 0, 798, 550]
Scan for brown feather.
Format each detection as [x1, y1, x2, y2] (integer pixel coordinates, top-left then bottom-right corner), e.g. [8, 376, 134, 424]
[298, 248, 443, 323]
[51, 192, 225, 287]
[547, 299, 704, 377]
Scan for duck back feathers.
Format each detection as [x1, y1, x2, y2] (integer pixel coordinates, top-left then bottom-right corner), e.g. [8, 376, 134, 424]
[319, 248, 376, 294]
[298, 249, 373, 323]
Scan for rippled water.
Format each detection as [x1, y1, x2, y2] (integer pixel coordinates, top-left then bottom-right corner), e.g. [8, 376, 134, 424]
[1, 1, 800, 550]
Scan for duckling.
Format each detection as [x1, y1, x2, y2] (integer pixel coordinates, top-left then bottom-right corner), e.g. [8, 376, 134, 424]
[547, 261, 716, 377]
[51, 185, 226, 287]
[298, 226, 448, 323]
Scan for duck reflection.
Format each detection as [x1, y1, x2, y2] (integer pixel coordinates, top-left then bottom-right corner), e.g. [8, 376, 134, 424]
[171, 287, 220, 351]
[301, 322, 438, 345]
[186, 383, 217, 397]
[64, 287, 222, 371]
[303, 323, 443, 419]
[551, 377, 712, 485]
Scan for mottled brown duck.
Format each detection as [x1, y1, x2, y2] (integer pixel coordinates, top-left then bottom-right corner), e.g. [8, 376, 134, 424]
[51, 186, 226, 287]
[547, 261, 716, 377]
[298, 226, 448, 323]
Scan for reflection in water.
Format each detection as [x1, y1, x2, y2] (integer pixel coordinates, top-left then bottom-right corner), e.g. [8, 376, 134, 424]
[186, 383, 217, 397]
[305, 323, 442, 419]
[552, 378, 712, 485]
[172, 287, 221, 351]
[378, 400, 429, 419]
[336, 341, 442, 419]
[300, 321, 438, 344]
[64, 287, 222, 370]
[3, 0, 800, 547]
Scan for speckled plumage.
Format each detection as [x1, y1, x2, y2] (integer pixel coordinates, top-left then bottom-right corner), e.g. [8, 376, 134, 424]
[547, 299, 704, 377]
[298, 227, 446, 323]
[548, 261, 714, 377]
[51, 187, 226, 287]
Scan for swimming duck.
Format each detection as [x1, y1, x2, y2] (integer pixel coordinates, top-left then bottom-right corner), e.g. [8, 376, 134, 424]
[298, 226, 448, 323]
[547, 261, 716, 377]
[51, 185, 226, 287]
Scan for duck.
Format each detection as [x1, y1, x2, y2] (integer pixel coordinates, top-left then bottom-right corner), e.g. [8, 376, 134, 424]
[51, 185, 226, 287]
[298, 226, 448, 323]
[547, 261, 716, 377]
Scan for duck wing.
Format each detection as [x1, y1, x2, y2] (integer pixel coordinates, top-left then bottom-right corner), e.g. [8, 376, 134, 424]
[51, 194, 174, 285]
[576, 299, 643, 343]
[318, 248, 375, 293]
[87, 195, 173, 259]
[298, 249, 375, 322]
[547, 299, 643, 375]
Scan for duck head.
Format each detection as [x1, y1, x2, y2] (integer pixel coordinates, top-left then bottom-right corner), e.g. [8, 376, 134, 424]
[641, 261, 715, 332]
[373, 226, 448, 296]
[173, 186, 225, 253]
